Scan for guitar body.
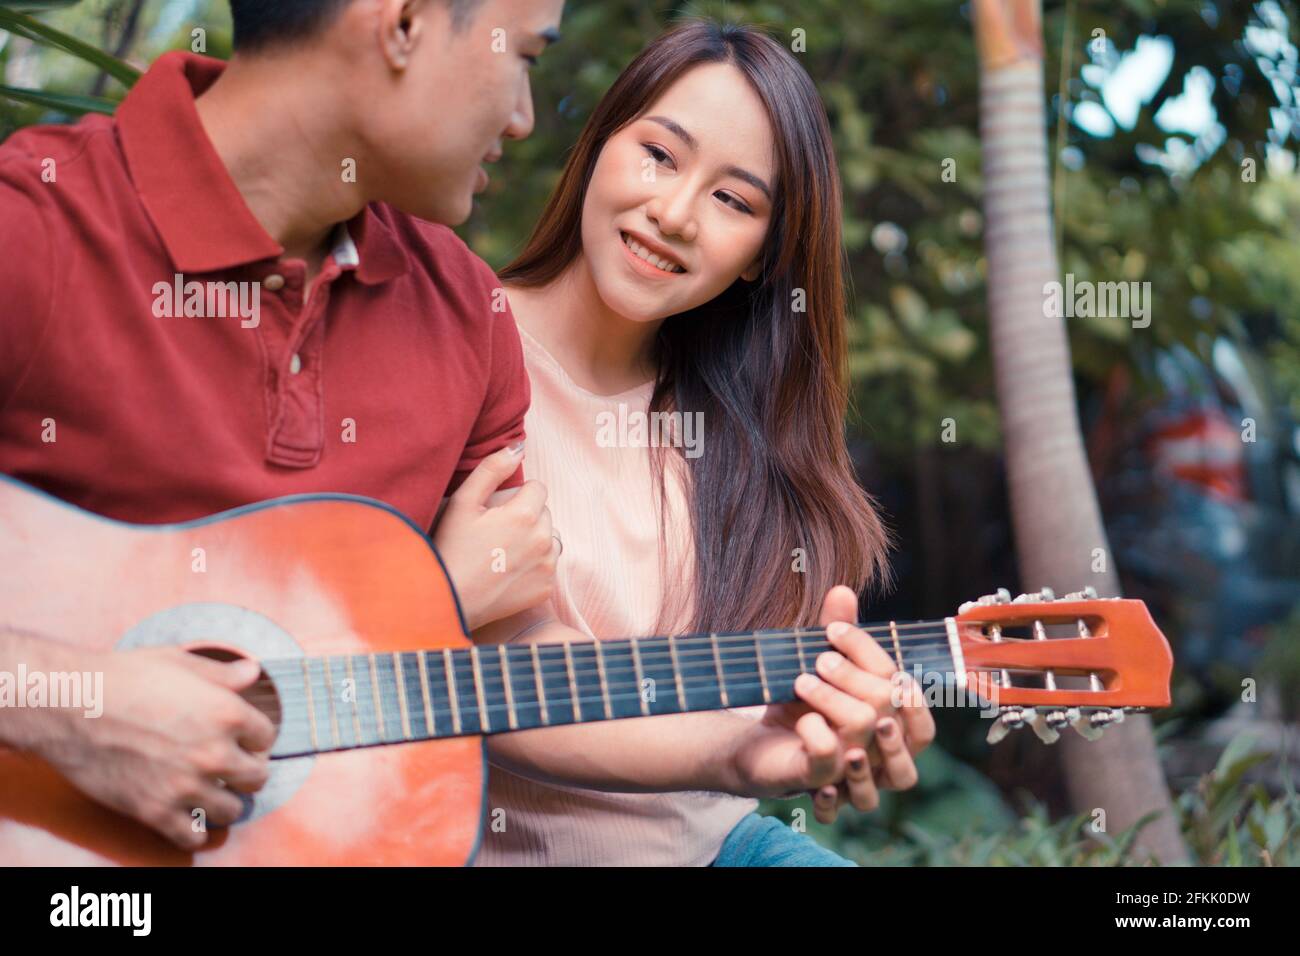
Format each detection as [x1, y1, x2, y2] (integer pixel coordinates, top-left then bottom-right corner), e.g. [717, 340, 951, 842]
[0, 477, 485, 866]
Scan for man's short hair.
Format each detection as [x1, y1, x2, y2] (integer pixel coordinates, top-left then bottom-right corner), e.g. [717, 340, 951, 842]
[229, 0, 484, 52]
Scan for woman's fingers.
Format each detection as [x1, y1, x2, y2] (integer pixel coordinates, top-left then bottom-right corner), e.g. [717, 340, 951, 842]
[792, 707, 841, 786]
[814, 650, 897, 721]
[794, 672, 876, 754]
[842, 746, 881, 812]
[826, 620, 899, 679]
[873, 717, 920, 791]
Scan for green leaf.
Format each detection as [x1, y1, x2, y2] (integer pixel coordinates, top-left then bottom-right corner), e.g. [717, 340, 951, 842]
[1227, 819, 1243, 867]
[0, 8, 140, 88]
[0, 84, 115, 115]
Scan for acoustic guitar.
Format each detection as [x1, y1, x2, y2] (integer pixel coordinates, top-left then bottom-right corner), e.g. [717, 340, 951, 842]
[0, 476, 1173, 865]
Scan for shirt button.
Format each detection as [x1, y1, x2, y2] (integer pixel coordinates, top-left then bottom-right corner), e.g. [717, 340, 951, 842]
[264, 273, 286, 292]
[289, 353, 302, 375]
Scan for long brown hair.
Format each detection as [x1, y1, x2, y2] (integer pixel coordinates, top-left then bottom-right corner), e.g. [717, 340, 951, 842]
[502, 19, 892, 632]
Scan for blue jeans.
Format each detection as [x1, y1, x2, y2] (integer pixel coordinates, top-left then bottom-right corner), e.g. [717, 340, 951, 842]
[711, 813, 858, 867]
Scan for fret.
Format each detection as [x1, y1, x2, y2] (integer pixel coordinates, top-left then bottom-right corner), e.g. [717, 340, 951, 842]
[755, 632, 802, 704]
[349, 655, 380, 746]
[498, 645, 518, 731]
[443, 649, 464, 735]
[598, 640, 642, 720]
[370, 653, 403, 743]
[469, 646, 492, 733]
[472, 644, 508, 733]
[416, 650, 435, 738]
[503, 644, 544, 730]
[667, 635, 687, 711]
[795, 630, 825, 682]
[534, 643, 577, 725]
[717, 633, 766, 707]
[754, 635, 772, 704]
[423, 649, 452, 737]
[319, 655, 341, 749]
[567, 642, 606, 722]
[305, 656, 337, 750]
[629, 638, 650, 717]
[392, 652, 413, 740]
[333, 655, 361, 748]
[300, 659, 320, 751]
[398, 652, 429, 740]
[794, 627, 810, 674]
[677, 633, 724, 712]
[638, 636, 684, 717]
[531, 643, 550, 726]
[592, 643, 613, 720]
[449, 649, 482, 734]
[710, 634, 729, 708]
[367, 654, 388, 741]
[561, 643, 582, 722]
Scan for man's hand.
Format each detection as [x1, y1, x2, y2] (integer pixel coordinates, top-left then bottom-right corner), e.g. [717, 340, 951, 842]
[726, 585, 935, 824]
[434, 442, 559, 631]
[22, 642, 275, 851]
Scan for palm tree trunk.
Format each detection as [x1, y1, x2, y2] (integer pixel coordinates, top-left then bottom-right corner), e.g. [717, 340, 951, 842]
[973, 0, 1188, 864]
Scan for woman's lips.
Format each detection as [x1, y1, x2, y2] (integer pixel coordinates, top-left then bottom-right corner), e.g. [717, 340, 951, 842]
[619, 231, 686, 279]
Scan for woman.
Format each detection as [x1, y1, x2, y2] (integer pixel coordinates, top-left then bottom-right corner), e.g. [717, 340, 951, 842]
[476, 19, 916, 866]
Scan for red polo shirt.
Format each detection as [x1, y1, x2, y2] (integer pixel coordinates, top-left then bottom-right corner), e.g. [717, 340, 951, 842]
[0, 52, 527, 532]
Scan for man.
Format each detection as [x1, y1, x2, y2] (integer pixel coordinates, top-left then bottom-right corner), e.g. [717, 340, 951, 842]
[0, 0, 929, 859]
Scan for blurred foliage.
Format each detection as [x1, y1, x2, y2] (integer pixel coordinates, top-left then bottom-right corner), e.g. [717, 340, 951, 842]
[762, 733, 1299, 864]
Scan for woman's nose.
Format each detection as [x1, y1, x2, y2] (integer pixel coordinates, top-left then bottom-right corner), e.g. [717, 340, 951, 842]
[646, 190, 698, 243]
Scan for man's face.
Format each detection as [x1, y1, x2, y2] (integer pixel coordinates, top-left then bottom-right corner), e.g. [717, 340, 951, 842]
[358, 0, 565, 225]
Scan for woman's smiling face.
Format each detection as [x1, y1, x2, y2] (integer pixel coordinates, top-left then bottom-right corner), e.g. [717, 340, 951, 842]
[578, 62, 777, 322]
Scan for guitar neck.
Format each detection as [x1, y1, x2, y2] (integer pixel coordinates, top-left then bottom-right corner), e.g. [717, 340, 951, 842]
[263, 621, 959, 758]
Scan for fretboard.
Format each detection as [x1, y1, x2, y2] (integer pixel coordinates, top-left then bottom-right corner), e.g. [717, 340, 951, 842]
[264, 622, 958, 758]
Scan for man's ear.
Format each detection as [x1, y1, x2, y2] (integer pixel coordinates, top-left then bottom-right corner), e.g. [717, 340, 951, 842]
[378, 0, 426, 70]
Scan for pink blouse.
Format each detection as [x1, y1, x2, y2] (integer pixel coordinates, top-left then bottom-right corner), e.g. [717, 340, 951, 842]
[473, 323, 757, 866]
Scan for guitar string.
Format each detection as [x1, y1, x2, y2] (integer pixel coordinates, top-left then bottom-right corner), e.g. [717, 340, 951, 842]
[253, 650, 961, 712]
[250, 638, 958, 703]
[259, 634, 957, 677]
[253, 626, 965, 673]
[266, 664, 982, 746]
[250, 637, 960, 702]
[256, 658, 967, 723]
[253, 618, 979, 671]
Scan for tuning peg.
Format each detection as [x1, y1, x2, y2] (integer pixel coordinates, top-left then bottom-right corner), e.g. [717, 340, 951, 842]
[985, 705, 1027, 744]
[1071, 707, 1119, 741]
[1062, 586, 1099, 601]
[1044, 707, 1071, 731]
[1027, 709, 1061, 744]
[1071, 708, 1104, 741]
[959, 587, 1012, 614]
[1012, 587, 1056, 604]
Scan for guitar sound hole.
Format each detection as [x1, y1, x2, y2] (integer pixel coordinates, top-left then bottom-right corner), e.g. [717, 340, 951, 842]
[186, 646, 283, 733]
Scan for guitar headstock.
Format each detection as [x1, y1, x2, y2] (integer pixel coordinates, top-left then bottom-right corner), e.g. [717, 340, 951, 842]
[953, 587, 1173, 745]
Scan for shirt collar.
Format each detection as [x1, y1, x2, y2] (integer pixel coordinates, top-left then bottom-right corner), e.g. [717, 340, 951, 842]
[117, 51, 408, 284]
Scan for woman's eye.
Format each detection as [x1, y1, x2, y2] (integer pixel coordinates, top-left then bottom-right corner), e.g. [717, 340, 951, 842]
[717, 192, 754, 215]
[644, 144, 673, 167]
